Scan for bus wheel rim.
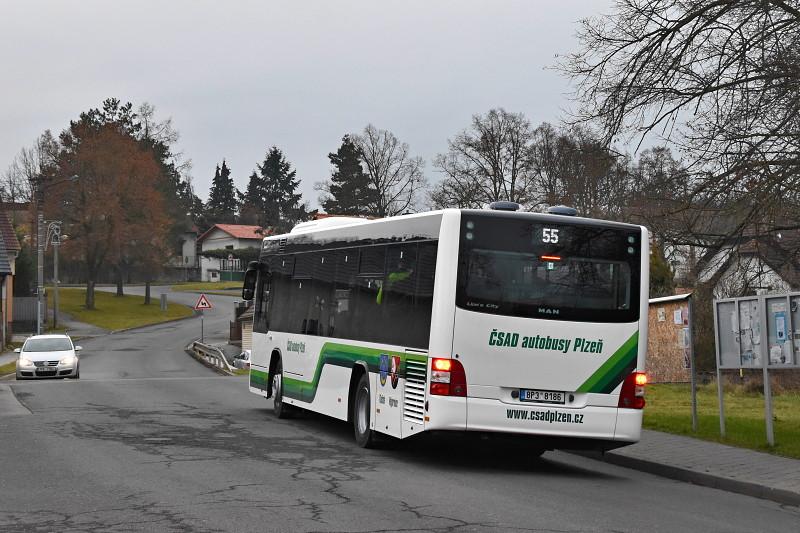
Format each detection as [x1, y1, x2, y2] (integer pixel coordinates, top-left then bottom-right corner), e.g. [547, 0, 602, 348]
[274, 374, 282, 406]
[357, 387, 369, 434]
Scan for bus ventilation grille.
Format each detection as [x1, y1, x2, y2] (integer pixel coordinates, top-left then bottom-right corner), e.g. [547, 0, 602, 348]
[403, 359, 427, 423]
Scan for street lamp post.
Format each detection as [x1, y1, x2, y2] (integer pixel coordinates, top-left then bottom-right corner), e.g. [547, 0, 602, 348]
[35, 175, 77, 334]
[46, 222, 63, 329]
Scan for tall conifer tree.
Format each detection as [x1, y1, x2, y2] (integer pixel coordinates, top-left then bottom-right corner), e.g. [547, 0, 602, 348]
[206, 159, 238, 223]
[241, 147, 308, 232]
[321, 135, 376, 215]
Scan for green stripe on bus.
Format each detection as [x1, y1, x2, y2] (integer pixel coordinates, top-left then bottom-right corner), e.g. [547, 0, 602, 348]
[280, 343, 426, 404]
[250, 369, 269, 391]
[575, 332, 639, 394]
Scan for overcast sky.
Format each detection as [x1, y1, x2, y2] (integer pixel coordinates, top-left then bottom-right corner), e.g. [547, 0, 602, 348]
[1, 0, 613, 209]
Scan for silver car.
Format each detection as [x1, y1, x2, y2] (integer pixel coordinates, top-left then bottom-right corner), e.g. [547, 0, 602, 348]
[15, 334, 82, 380]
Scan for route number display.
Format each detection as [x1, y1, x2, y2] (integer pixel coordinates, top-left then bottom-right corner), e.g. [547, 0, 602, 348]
[542, 228, 559, 243]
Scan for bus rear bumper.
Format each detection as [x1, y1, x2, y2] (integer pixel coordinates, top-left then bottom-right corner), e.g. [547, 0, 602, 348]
[426, 396, 642, 444]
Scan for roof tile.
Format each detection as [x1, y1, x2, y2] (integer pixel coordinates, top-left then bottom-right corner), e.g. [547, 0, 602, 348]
[0, 210, 20, 253]
[197, 224, 266, 242]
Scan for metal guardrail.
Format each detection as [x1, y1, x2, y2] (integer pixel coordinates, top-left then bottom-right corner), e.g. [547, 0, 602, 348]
[191, 341, 233, 373]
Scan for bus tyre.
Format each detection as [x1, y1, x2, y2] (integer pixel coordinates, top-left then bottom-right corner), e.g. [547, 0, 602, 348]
[272, 359, 293, 419]
[353, 373, 376, 448]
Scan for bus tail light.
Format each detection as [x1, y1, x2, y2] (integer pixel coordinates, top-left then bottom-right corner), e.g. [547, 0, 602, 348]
[618, 371, 646, 409]
[430, 358, 467, 397]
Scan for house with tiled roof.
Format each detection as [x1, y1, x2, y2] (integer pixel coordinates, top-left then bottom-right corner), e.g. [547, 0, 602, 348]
[0, 210, 20, 345]
[694, 231, 800, 298]
[197, 224, 266, 282]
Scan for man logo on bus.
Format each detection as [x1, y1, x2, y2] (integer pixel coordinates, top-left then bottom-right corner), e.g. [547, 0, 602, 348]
[379, 354, 389, 387]
[390, 355, 401, 389]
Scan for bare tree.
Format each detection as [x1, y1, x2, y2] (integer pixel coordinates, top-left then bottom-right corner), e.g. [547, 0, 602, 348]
[352, 124, 426, 217]
[561, 0, 800, 234]
[1, 130, 58, 203]
[529, 123, 633, 219]
[431, 109, 535, 209]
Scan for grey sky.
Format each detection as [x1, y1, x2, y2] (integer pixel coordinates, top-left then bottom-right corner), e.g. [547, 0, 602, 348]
[1, 0, 612, 209]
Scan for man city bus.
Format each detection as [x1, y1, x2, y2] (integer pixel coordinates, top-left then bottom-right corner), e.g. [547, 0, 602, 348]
[241, 203, 648, 452]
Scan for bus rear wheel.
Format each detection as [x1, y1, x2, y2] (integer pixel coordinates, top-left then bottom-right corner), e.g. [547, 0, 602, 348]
[353, 373, 376, 448]
[272, 359, 294, 419]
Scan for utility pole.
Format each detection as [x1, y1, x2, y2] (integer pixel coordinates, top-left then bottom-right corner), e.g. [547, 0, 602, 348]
[36, 181, 44, 335]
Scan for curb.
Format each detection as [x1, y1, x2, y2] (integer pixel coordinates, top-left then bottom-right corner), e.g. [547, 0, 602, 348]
[576, 450, 800, 507]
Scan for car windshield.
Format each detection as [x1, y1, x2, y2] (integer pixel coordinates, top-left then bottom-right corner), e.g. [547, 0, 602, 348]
[24, 338, 73, 352]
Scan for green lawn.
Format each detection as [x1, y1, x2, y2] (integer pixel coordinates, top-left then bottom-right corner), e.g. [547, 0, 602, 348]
[172, 281, 243, 292]
[644, 383, 800, 459]
[0, 361, 16, 376]
[50, 288, 194, 331]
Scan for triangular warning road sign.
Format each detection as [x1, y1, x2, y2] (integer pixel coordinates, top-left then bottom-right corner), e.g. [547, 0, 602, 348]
[194, 293, 213, 310]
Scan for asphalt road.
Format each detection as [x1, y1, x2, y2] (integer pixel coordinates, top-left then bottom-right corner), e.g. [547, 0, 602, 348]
[1, 290, 798, 532]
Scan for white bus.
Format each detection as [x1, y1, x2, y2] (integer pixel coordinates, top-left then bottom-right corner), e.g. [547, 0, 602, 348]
[241, 204, 649, 451]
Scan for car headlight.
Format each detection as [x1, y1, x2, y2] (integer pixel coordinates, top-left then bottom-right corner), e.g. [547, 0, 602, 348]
[18, 357, 33, 367]
[59, 355, 76, 365]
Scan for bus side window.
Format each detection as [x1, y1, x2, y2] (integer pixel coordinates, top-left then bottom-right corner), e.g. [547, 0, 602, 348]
[381, 245, 417, 344]
[292, 254, 314, 335]
[254, 270, 270, 333]
[332, 250, 358, 340]
[411, 241, 437, 348]
[354, 246, 386, 343]
[269, 255, 294, 333]
[310, 252, 335, 337]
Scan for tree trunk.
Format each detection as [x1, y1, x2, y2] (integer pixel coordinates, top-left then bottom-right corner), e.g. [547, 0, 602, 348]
[115, 266, 124, 297]
[144, 281, 151, 305]
[85, 280, 95, 310]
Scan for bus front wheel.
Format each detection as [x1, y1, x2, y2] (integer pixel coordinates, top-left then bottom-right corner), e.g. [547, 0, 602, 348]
[353, 373, 376, 448]
[272, 359, 294, 419]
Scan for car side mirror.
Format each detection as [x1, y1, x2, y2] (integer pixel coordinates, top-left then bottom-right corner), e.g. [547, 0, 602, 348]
[75, 346, 83, 351]
[14, 348, 20, 353]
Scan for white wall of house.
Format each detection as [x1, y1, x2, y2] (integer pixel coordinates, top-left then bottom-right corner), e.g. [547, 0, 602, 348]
[199, 228, 260, 282]
[181, 232, 197, 267]
[713, 255, 791, 299]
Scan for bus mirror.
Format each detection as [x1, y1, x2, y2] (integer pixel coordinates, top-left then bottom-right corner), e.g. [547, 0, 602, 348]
[242, 269, 258, 300]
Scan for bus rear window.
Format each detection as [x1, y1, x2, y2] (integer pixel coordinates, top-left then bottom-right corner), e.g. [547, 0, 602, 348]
[457, 214, 641, 323]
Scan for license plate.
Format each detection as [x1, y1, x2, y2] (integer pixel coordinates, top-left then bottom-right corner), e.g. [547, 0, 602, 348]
[519, 389, 565, 404]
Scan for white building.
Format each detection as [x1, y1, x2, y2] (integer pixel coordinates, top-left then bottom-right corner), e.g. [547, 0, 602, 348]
[197, 224, 265, 282]
[664, 233, 800, 298]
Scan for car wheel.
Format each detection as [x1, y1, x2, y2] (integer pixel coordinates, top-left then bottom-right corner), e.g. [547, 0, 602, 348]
[272, 359, 293, 419]
[353, 373, 376, 448]
[71, 365, 80, 379]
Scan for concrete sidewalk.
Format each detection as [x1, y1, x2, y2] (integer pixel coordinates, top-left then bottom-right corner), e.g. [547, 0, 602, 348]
[584, 429, 800, 506]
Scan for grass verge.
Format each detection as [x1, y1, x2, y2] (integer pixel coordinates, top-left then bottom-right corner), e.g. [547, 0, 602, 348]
[172, 281, 242, 292]
[49, 288, 194, 331]
[0, 361, 16, 376]
[644, 383, 800, 459]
